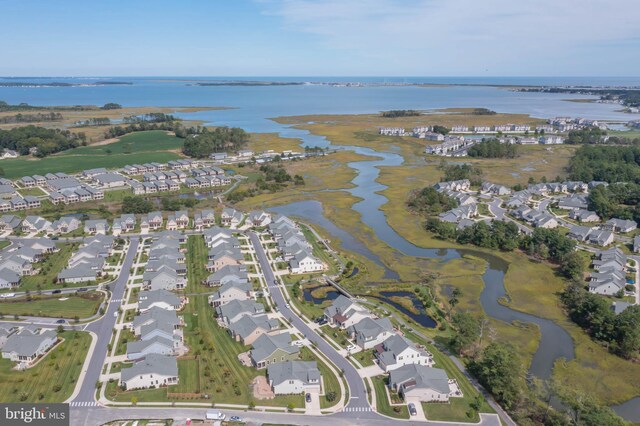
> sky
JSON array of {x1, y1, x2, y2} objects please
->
[{"x1": 1, "y1": 0, "x2": 639, "y2": 76}]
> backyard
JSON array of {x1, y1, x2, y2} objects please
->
[{"x1": 0, "y1": 331, "x2": 90, "y2": 402}]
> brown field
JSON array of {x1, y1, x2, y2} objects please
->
[{"x1": 0, "y1": 106, "x2": 226, "y2": 143}]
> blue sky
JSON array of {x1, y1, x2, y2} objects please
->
[{"x1": 1, "y1": 0, "x2": 639, "y2": 76}]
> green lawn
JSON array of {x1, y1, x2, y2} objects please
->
[
  {"x1": 423, "y1": 398, "x2": 480, "y2": 423},
  {"x1": 0, "y1": 131, "x2": 182, "y2": 179},
  {"x1": 371, "y1": 376, "x2": 409, "y2": 419},
  {"x1": 351, "y1": 349, "x2": 375, "y2": 367},
  {"x1": 0, "y1": 331, "x2": 90, "y2": 402},
  {"x1": 65, "y1": 131, "x2": 184, "y2": 156},
  {"x1": 115, "y1": 329, "x2": 135, "y2": 356},
  {"x1": 10, "y1": 243, "x2": 76, "y2": 293},
  {"x1": 17, "y1": 187, "x2": 46, "y2": 197},
  {"x1": 0, "y1": 291, "x2": 103, "y2": 318}
]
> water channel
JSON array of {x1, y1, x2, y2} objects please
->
[{"x1": 264, "y1": 124, "x2": 640, "y2": 420}]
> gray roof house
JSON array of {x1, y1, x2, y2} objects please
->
[
  {"x1": 216, "y1": 299, "x2": 265, "y2": 325},
  {"x1": 347, "y1": 317, "x2": 394, "y2": 350},
  {"x1": 120, "y1": 353, "x2": 179, "y2": 390},
  {"x1": 323, "y1": 295, "x2": 370, "y2": 329},
  {"x1": 1, "y1": 328, "x2": 58, "y2": 364},
  {"x1": 374, "y1": 334, "x2": 434, "y2": 372},
  {"x1": 206, "y1": 265, "x2": 248, "y2": 286},
  {"x1": 0, "y1": 268, "x2": 20, "y2": 289},
  {"x1": 138, "y1": 289, "x2": 182, "y2": 312},
  {"x1": 126, "y1": 336, "x2": 175, "y2": 361},
  {"x1": 208, "y1": 281, "x2": 252, "y2": 307},
  {"x1": 250, "y1": 333, "x2": 299, "y2": 369},
  {"x1": 267, "y1": 361, "x2": 321, "y2": 395},
  {"x1": 603, "y1": 218, "x2": 637, "y2": 234},
  {"x1": 388, "y1": 364, "x2": 453, "y2": 402},
  {"x1": 228, "y1": 314, "x2": 280, "y2": 345}
]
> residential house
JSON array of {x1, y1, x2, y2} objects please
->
[
  {"x1": 228, "y1": 314, "x2": 279, "y2": 345},
  {"x1": 84, "y1": 219, "x2": 109, "y2": 235},
  {"x1": 120, "y1": 353, "x2": 178, "y2": 390},
  {"x1": 208, "y1": 281, "x2": 252, "y2": 307},
  {"x1": 138, "y1": 289, "x2": 183, "y2": 312},
  {"x1": 388, "y1": 364, "x2": 453, "y2": 402},
  {"x1": 216, "y1": 300, "x2": 265, "y2": 325},
  {"x1": 603, "y1": 218, "x2": 638, "y2": 234},
  {"x1": 375, "y1": 334, "x2": 434, "y2": 372},
  {"x1": 347, "y1": 317, "x2": 395, "y2": 350},
  {"x1": 267, "y1": 361, "x2": 321, "y2": 395},
  {"x1": 324, "y1": 295, "x2": 370, "y2": 329},
  {"x1": 1, "y1": 328, "x2": 57, "y2": 365},
  {"x1": 250, "y1": 333, "x2": 299, "y2": 369},
  {"x1": 221, "y1": 208, "x2": 244, "y2": 228}
]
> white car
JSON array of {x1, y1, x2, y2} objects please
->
[
  {"x1": 346, "y1": 344, "x2": 357, "y2": 352},
  {"x1": 292, "y1": 340, "x2": 305, "y2": 347}
]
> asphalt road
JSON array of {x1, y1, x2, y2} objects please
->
[
  {"x1": 248, "y1": 232, "x2": 375, "y2": 418},
  {"x1": 70, "y1": 239, "x2": 139, "y2": 404},
  {"x1": 70, "y1": 406, "x2": 502, "y2": 426}
]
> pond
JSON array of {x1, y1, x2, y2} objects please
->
[
  {"x1": 302, "y1": 286, "x2": 340, "y2": 304},
  {"x1": 372, "y1": 290, "x2": 437, "y2": 329}
]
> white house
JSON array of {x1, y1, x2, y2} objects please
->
[{"x1": 120, "y1": 353, "x2": 178, "y2": 390}]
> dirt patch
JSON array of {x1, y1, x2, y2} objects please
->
[
  {"x1": 252, "y1": 376, "x2": 275, "y2": 400},
  {"x1": 238, "y1": 351, "x2": 252, "y2": 367}
]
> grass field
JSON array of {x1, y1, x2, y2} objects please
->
[
  {"x1": 0, "y1": 331, "x2": 90, "y2": 402},
  {"x1": 0, "y1": 291, "x2": 103, "y2": 318},
  {"x1": 0, "y1": 131, "x2": 183, "y2": 179},
  {"x1": 11, "y1": 243, "x2": 75, "y2": 293}
]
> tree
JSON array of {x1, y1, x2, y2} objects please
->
[
  {"x1": 121, "y1": 196, "x2": 153, "y2": 214},
  {"x1": 560, "y1": 251, "x2": 587, "y2": 279},
  {"x1": 469, "y1": 343, "x2": 523, "y2": 410},
  {"x1": 102, "y1": 103, "x2": 122, "y2": 110},
  {"x1": 450, "y1": 311, "x2": 480, "y2": 354}
]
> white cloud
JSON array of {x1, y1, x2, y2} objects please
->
[{"x1": 257, "y1": 0, "x2": 640, "y2": 74}]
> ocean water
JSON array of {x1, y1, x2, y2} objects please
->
[{"x1": 0, "y1": 77, "x2": 637, "y2": 132}]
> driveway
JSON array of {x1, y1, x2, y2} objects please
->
[
  {"x1": 305, "y1": 388, "x2": 322, "y2": 415},
  {"x1": 357, "y1": 364, "x2": 385, "y2": 378},
  {"x1": 406, "y1": 396, "x2": 427, "y2": 421}
]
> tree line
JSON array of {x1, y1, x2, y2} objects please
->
[
  {"x1": 565, "y1": 128, "x2": 607, "y2": 144},
  {"x1": 381, "y1": 110, "x2": 421, "y2": 118},
  {"x1": 182, "y1": 127, "x2": 248, "y2": 158},
  {"x1": 467, "y1": 138, "x2": 519, "y2": 158},
  {"x1": 587, "y1": 183, "x2": 640, "y2": 223},
  {"x1": 122, "y1": 113, "x2": 176, "y2": 124},
  {"x1": 407, "y1": 187, "x2": 459, "y2": 215},
  {"x1": 73, "y1": 117, "x2": 111, "y2": 127},
  {"x1": 562, "y1": 282, "x2": 640, "y2": 359},
  {"x1": 425, "y1": 221, "x2": 585, "y2": 279},
  {"x1": 0, "y1": 125, "x2": 85, "y2": 157},
  {"x1": 569, "y1": 145, "x2": 640, "y2": 183},
  {"x1": 0, "y1": 112, "x2": 63, "y2": 124}
]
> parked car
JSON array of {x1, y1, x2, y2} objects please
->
[
  {"x1": 56, "y1": 319, "x2": 66, "y2": 324},
  {"x1": 229, "y1": 416, "x2": 242, "y2": 422},
  {"x1": 346, "y1": 344, "x2": 357, "y2": 352},
  {"x1": 77, "y1": 288, "x2": 87, "y2": 292},
  {"x1": 305, "y1": 393, "x2": 312, "y2": 403},
  {"x1": 52, "y1": 289, "x2": 62, "y2": 294},
  {"x1": 292, "y1": 340, "x2": 304, "y2": 347},
  {"x1": 408, "y1": 403, "x2": 417, "y2": 416}
]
